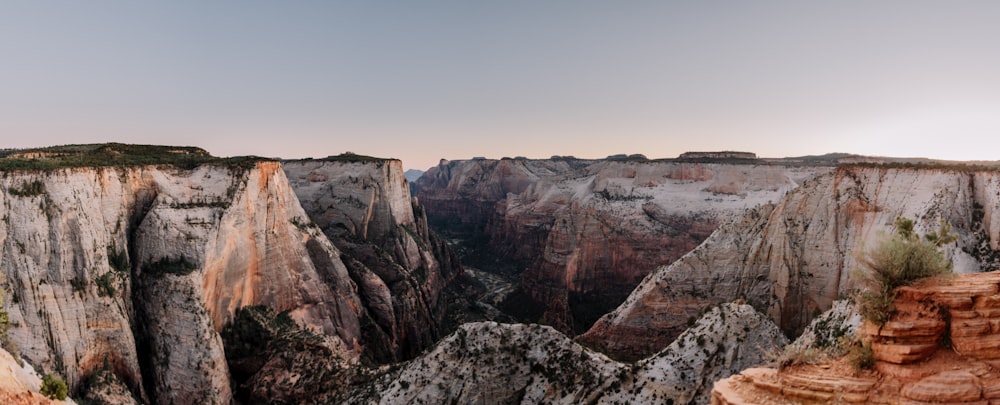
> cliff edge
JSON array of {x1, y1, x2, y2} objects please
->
[{"x1": 713, "y1": 271, "x2": 1000, "y2": 404}]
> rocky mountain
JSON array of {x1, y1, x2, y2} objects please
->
[
  {"x1": 283, "y1": 156, "x2": 462, "y2": 362},
  {"x1": 581, "y1": 164, "x2": 1000, "y2": 360},
  {"x1": 714, "y1": 271, "x2": 1000, "y2": 404},
  {"x1": 0, "y1": 145, "x2": 462, "y2": 403},
  {"x1": 0, "y1": 156, "x2": 362, "y2": 403},
  {"x1": 353, "y1": 302, "x2": 785, "y2": 404},
  {"x1": 416, "y1": 156, "x2": 830, "y2": 334}
]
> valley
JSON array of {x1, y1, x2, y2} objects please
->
[{"x1": 1, "y1": 144, "x2": 999, "y2": 404}]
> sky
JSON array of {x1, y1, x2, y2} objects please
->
[{"x1": 2, "y1": 2, "x2": 1000, "y2": 170}]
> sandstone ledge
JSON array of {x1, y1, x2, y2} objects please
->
[{"x1": 714, "y1": 271, "x2": 1000, "y2": 404}]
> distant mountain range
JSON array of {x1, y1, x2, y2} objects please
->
[{"x1": 404, "y1": 169, "x2": 424, "y2": 182}]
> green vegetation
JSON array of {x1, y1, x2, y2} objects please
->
[
  {"x1": 221, "y1": 305, "x2": 358, "y2": 402},
  {"x1": 773, "y1": 344, "x2": 825, "y2": 370},
  {"x1": 400, "y1": 225, "x2": 428, "y2": 250},
  {"x1": 0, "y1": 143, "x2": 272, "y2": 172},
  {"x1": 853, "y1": 217, "x2": 956, "y2": 325},
  {"x1": 0, "y1": 293, "x2": 9, "y2": 342},
  {"x1": 41, "y1": 373, "x2": 68, "y2": 400},
  {"x1": 144, "y1": 256, "x2": 197, "y2": 277},
  {"x1": 222, "y1": 306, "x2": 322, "y2": 364},
  {"x1": 8, "y1": 180, "x2": 45, "y2": 197},
  {"x1": 107, "y1": 245, "x2": 130, "y2": 273},
  {"x1": 95, "y1": 272, "x2": 117, "y2": 297},
  {"x1": 848, "y1": 161, "x2": 1000, "y2": 173},
  {"x1": 847, "y1": 341, "x2": 874, "y2": 371},
  {"x1": 70, "y1": 276, "x2": 87, "y2": 294},
  {"x1": 316, "y1": 152, "x2": 395, "y2": 164}
]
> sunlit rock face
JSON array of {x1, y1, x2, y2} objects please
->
[
  {"x1": 582, "y1": 165, "x2": 1000, "y2": 360},
  {"x1": 0, "y1": 162, "x2": 364, "y2": 403},
  {"x1": 284, "y1": 159, "x2": 462, "y2": 362},
  {"x1": 417, "y1": 157, "x2": 826, "y2": 334}
]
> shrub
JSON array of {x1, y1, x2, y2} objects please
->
[
  {"x1": 144, "y1": 256, "x2": 197, "y2": 277},
  {"x1": 853, "y1": 217, "x2": 955, "y2": 325},
  {"x1": 40, "y1": 373, "x2": 68, "y2": 400},
  {"x1": 107, "y1": 245, "x2": 130, "y2": 273},
  {"x1": 95, "y1": 272, "x2": 117, "y2": 297},
  {"x1": 772, "y1": 345, "x2": 824, "y2": 370},
  {"x1": 847, "y1": 342, "x2": 874, "y2": 371},
  {"x1": 8, "y1": 180, "x2": 45, "y2": 197},
  {"x1": 0, "y1": 295, "x2": 8, "y2": 341}
]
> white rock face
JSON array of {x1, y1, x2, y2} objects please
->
[
  {"x1": 609, "y1": 303, "x2": 787, "y2": 405},
  {"x1": 284, "y1": 159, "x2": 463, "y2": 361},
  {"x1": 284, "y1": 160, "x2": 415, "y2": 241},
  {"x1": 0, "y1": 162, "x2": 364, "y2": 403},
  {"x1": 583, "y1": 165, "x2": 1000, "y2": 359},
  {"x1": 787, "y1": 299, "x2": 860, "y2": 352},
  {"x1": 355, "y1": 303, "x2": 783, "y2": 405}
]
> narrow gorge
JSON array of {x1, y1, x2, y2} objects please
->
[{"x1": 415, "y1": 156, "x2": 831, "y2": 334}]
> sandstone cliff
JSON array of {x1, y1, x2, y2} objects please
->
[
  {"x1": 418, "y1": 157, "x2": 827, "y2": 334},
  {"x1": 284, "y1": 157, "x2": 462, "y2": 362},
  {"x1": 713, "y1": 271, "x2": 1000, "y2": 404},
  {"x1": 582, "y1": 165, "x2": 1000, "y2": 360},
  {"x1": 0, "y1": 148, "x2": 365, "y2": 403},
  {"x1": 353, "y1": 303, "x2": 784, "y2": 404}
]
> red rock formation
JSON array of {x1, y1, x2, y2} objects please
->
[{"x1": 713, "y1": 271, "x2": 1000, "y2": 404}]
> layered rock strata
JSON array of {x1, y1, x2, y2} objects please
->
[
  {"x1": 284, "y1": 158, "x2": 462, "y2": 362},
  {"x1": 713, "y1": 271, "x2": 1000, "y2": 404},
  {"x1": 418, "y1": 157, "x2": 826, "y2": 334},
  {"x1": 583, "y1": 165, "x2": 1000, "y2": 360},
  {"x1": 0, "y1": 161, "x2": 363, "y2": 403}
]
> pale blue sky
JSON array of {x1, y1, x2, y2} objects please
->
[{"x1": 2, "y1": 1, "x2": 1000, "y2": 169}]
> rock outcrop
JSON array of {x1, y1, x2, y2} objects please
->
[
  {"x1": 417, "y1": 157, "x2": 827, "y2": 334},
  {"x1": 0, "y1": 347, "x2": 70, "y2": 404},
  {"x1": 582, "y1": 165, "x2": 1000, "y2": 360},
  {"x1": 0, "y1": 146, "x2": 366, "y2": 403},
  {"x1": 284, "y1": 158, "x2": 462, "y2": 362},
  {"x1": 353, "y1": 303, "x2": 784, "y2": 404},
  {"x1": 713, "y1": 271, "x2": 1000, "y2": 404},
  {"x1": 679, "y1": 151, "x2": 758, "y2": 160}
]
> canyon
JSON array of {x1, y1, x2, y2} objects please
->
[
  {"x1": 4, "y1": 144, "x2": 1000, "y2": 404},
  {"x1": 416, "y1": 156, "x2": 831, "y2": 334}
]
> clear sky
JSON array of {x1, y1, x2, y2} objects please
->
[{"x1": 2, "y1": 1, "x2": 1000, "y2": 170}]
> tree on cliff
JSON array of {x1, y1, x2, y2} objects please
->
[{"x1": 854, "y1": 217, "x2": 956, "y2": 325}]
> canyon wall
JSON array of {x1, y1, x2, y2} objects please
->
[
  {"x1": 0, "y1": 161, "x2": 362, "y2": 403},
  {"x1": 581, "y1": 165, "x2": 1000, "y2": 360},
  {"x1": 284, "y1": 158, "x2": 462, "y2": 362},
  {"x1": 417, "y1": 157, "x2": 827, "y2": 333},
  {"x1": 0, "y1": 146, "x2": 467, "y2": 403},
  {"x1": 0, "y1": 162, "x2": 371, "y2": 403}
]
